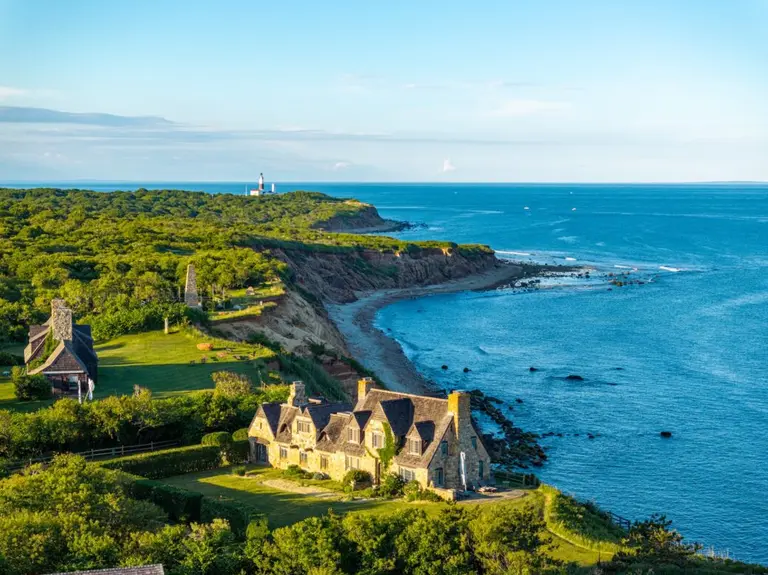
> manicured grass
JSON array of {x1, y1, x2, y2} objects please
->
[
  {"x1": 162, "y1": 466, "x2": 605, "y2": 566},
  {"x1": 94, "y1": 329, "x2": 276, "y2": 398},
  {"x1": 164, "y1": 466, "x2": 424, "y2": 528},
  {"x1": 0, "y1": 329, "x2": 277, "y2": 411}
]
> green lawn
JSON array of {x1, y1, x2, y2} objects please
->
[
  {"x1": 0, "y1": 329, "x2": 277, "y2": 411},
  {"x1": 94, "y1": 329, "x2": 276, "y2": 398},
  {"x1": 163, "y1": 466, "x2": 603, "y2": 566}
]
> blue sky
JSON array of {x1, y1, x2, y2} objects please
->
[{"x1": 1, "y1": 0, "x2": 767, "y2": 182}]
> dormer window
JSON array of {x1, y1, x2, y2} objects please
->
[
  {"x1": 407, "y1": 438, "x2": 421, "y2": 455},
  {"x1": 348, "y1": 428, "x2": 360, "y2": 443},
  {"x1": 297, "y1": 421, "x2": 311, "y2": 433}
]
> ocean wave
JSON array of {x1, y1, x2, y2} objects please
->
[
  {"x1": 557, "y1": 236, "x2": 578, "y2": 244},
  {"x1": 659, "y1": 266, "x2": 683, "y2": 272},
  {"x1": 496, "y1": 250, "x2": 532, "y2": 256},
  {"x1": 565, "y1": 257, "x2": 577, "y2": 261}
]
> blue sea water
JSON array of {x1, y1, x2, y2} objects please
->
[{"x1": 6, "y1": 181, "x2": 768, "y2": 563}]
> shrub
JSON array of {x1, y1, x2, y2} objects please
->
[
  {"x1": 232, "y1": 465, "x2": 247, "y2": 477},
  {"x1": 201, "y1": 431, "x2": 233, "y2": 448},
  {"x1": 212, "y1": 371, "x2": 253, "y2": 397},
  {"x1": 232, "y1": 428, "x2": 249, "y2": 441},
  {"x1": 132, "y1": 478, "x2": 203, "y2": 522},
  {"x1": 312, "y1": 472, "x2": 329, "y2": 481},
  {"x1": 284, "y1": 464, "x2": 311, "y2": 480},
  {"x1": 11, "y1": 367, "x2": 51, "y2": 401},
  {"x1": 343, "y1": 469, "x2": 372, "y2": 488},
  {"x1": 227, "y1": 440, "x2": 250, "y2": 464},
  {"x1": 403, "y1": 480, "x2": 443, "y2": 502},
  {"x1": 99, "y1": 445, "x2": 222, "y2": 479},
  {"x1": 200, "y1": 498, "x2": 252, "y2": 537},
  {"x1": 377, "y1": 472, "x2": 406, "y2": 498}
]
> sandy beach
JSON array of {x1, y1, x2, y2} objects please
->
[{"x1": 326, "y1": 262, "x2": 534, "y2": 394}]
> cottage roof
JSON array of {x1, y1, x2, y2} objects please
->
[
  {"x1": 25, "y1": 318, "x2": 98, "y2": 380},
  {"x1": 303, "y1": 401, "x2": 352, "y2": 433},
  {"x1": 256, "y1": 403, "x2": 283, "y2": 436}
]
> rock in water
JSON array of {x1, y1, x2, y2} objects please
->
[
  {"x1": 660, "y1": 431, "x2": 673, "y2": 438},
  {"x1": 463, "y1": 367, "x2": 471, "y2": 373},
  {"x1": 565, "y1": 374, "x2": 584, "y2": 381},
  {"x1": 441, "y1": 365, "x2": 448, "y2": 370}
]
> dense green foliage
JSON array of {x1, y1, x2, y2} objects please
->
[
  {"x1": 232, "y1": 427, "x2": 250, "y2": 441},
  {"x1": 201, "y1": 431, "x2": 234, "y2": 448},
  {"x1": 130, "y1": 476, "x2": 205, "y2": 522},
  {"x1": 0, "y1": 385, "x2": 288, "y2": 460},
  {"x1": 212, "y1": 370, "x2": 254, "y2": 396},
  {"x1": 0, "y1": 188, "x2": 491, "y2": 343},
  {"x1": 99, "y1": 445, "x2": 223, "y2": 479},
  {"x1": 540, "y1": 485, "x2": 625, "y2": 553},
  {"x1": 10, "y1": 366, "x2": 51, "y2": 401}
]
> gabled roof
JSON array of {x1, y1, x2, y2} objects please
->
[
  {"x1": 375, "y1": 398, "x2": 414, "y2": 436},
  {"x1": 28, "y1": 341, "x2": 90, "y2": 376},
  {"x1": 303, "y1": 402, "x2": 352, "y2": 433},
  {"x1": 350, "y1": 410, "x2": 371, "y2": 429},
  {"x1": 255, "y1": 403, "x2": 283, "y2": 436}
]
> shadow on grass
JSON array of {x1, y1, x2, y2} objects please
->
[{"x1": 163, "y1": 467, "x2": 410, "y2": 529}]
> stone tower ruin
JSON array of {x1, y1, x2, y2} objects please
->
[{"x1": 184, "y1": 264, "x2": 202, "y2": 308}]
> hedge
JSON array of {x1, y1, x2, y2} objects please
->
[
  {"x1": 99, "y1": 445, "x2": 222, "y2": 479},
  {"x1": 201, "y1": 431, "x2": 233, "y2": 448},
  {"x1": 232, "y1": 428, "x2": 249, "y2": 441},
  {"x1": 133, "y1": 478, "x2": 203, "y2": 522},
  {"x1": 200, "y1": 497, "x2": 253, "y2": 537},
  {"x1": 227, "y1": 440, "x2": 250, "y2": 464}
]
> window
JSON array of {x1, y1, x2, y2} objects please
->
[
  {"x1": 299, "y1": 451, "x2": 308, "y2": 465},
  {"x1": 297, "y1": 420, "x2": 311, "y2": 433},
  {"x1": 347, "y1": 428, "x2": 360, "y2": 443},
  {"x1": 320, "y1": 455, "x2": 329, "y2": 470},
  {"x1": 257, "y1": 421, "x2": 263, "y2": 430},
  {"x1": 372, "y1": 432, "x2": 384, "y2": 449},
  {"x1": 345, "y1": 455, "x2": 360, "y2": 470},
  {"x1": 478, "y1": 460, "x2": 484, "y2": 480},
  {"x1": 399, "y1": 468, "x2": 416, "y2": 482},
  {"x1": 407, "y1": 438, "x2": 421, "y2": 455},
  {"x1": 471, "y1": 436, "x2": 477, "y2": 450},
  {"x1": 434, "y1": 467, "x2": 444, "y2": 487},
  {"x1": 279, "y1": 447, "x2": 288, "y2": 460},
  {"x1": 440, "y1": 441, "x2": 448, "y2": 456}
]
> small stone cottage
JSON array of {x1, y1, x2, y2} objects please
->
[
  {"x1": 24, "y1": 299, "x2": 98, "y2": 396},
  {"x1": 248, "y1": 378, "x2": 492, "y2": 496}
]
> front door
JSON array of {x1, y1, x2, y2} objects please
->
[
  {"x1": 375, "y1": 460, "x2": 381, "y2": 484},
  {"x1": 255, "y1": 443, "x2": 268, "y2": 463}
]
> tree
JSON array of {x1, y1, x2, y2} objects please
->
[
  {"x1": 470, "y1": 504, "x2": 559, "y2": 575},
  {"x1": 11, "y1": 366, "x2": 51, "y2": 401},
  {"x1": 212, "y1": 371, "x2": 253, "y2": 397},
  {"x1": 613, "y1": 514, "x2": 701, "y2": 568}
]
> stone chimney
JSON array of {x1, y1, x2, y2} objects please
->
[
  {"x1": 287, "y1": 381, "x2": 306, "y2": 407},
  {"x1": 357, "y1": 377, "x2": 375, "y2": 403},
  {"x1": 50, "y1": 299, "x2": 73, "y2": 342},
  {"x1": 448, "y1": 391, "x2": 471, "y2": 439}
]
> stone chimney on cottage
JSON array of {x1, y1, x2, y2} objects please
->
[
  {"x1": 184, "y1": 263, "x2": 202, "y2": 308},
  {"x1": 357, "y1": 377, "x2": 375, "y2": 403},
  {"x1": 50, "y1": 299, "x2": 73, "y2": 342},
  {"x1": 287, "y1": 381, "x2": 307, "y2": 407},
  {"x1": 448, "y1": 391, "x2": 472, "y2": 439}
]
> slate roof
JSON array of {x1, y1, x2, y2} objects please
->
[
  {"x1": 255, "y1": 387, "x2": 479, "y2": 470},
  {"x1": 25, "y1": 320, "x2": 97, "y2": 380},
  {"x1": 48, "y1": 565, "x2": 165, "y2": 575}
]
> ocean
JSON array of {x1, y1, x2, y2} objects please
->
[{"x1": 6, "y1": 181, "x2": 768, "y2": 563}]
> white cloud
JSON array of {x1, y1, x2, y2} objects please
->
[
  {"x1": 333, "y1": 161, "x2": 351, "y2": 170},
  {"x1": 0, "y1": 86, "x2": 25, "y2": 101},
  {"x1": 442, "y1": 159, "x2": 457, "y2": 172},
  {"x1": 490, "y1": 99, "x2": 571, "y2": 117}
]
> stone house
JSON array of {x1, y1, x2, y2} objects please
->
[
  {"x1": 24, "y1": 299, "x2": 98, "y2": 396},
  {"x1": 248, "y1": 378, "x2": 492, "y2": 495}
]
